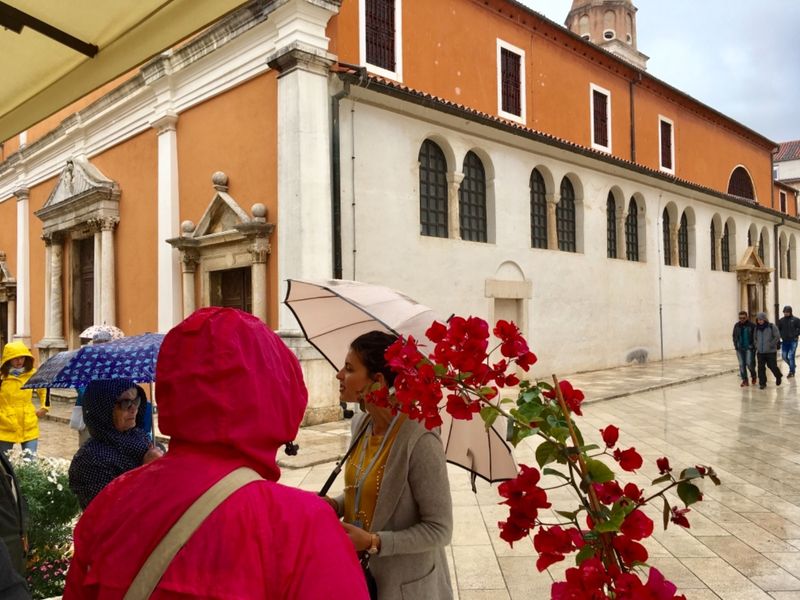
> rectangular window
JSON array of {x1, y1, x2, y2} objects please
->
[
  {"x1": 496, "y1": 39, "x2": 526, "y2": 124},
  {"x1": 590, "y1": 84, "x2": 611, "y2": 152},
  {"x1": 360, "y1": 0, "x2": 402, "y2": 80},
  {"x1": 780, "y1": 191, "x2": 787, "y2": 213},
  {"x1": 659, "y1": 116, "x2": 674, "y2": 173}
]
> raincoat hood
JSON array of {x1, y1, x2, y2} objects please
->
[
  {"x1": 82, "y1": 379, "x2": 148, "y2": 443},
  {"x1": 156, "y1": 307, "x2": 308, "y2": 480},
  {"x1": 1, "y1": 342, "x2": 33, "y2": 368}
]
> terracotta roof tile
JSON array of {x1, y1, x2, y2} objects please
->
[{"x1": 776, "y1": 141, "x2": 800, "y2": 162}]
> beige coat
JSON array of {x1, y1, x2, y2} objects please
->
[{"x1": 337, "y1": 413, "x2": 454, "y2": 600}]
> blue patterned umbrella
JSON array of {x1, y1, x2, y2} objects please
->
[
  {"x1": 23, "y1": 349, "x2": 81, "y2": 389},
  {"x1": 24, "y1": 333, "x2": 165, "y2": 389}
]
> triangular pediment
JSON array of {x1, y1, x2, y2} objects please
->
[
  {"x1": 43, "y1": 157, "x2": 118, "y2": 209},
  {"x1": 736, "y1": 246, "x2": 770, "y2": 272},
  {"x1": 192, "y1": 191, "x2": 251, "y2": 238}
]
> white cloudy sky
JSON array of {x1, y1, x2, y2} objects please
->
[{"x1": 518, "y1": 0, "x2": 800, "y2": 143}]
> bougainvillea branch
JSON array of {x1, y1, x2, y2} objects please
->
[{"x1": 381, "y1": 317, "x2": 721, "y2": 599}]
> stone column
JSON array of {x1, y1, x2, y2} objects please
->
[
  {"x1": 93, "y1": 227, "x2": 102, "y2": 323},
  {"x1": 152, "y1": 112, "x2": 182, "y2": 332},
  {"x1": 50, "y1": 235, "x2": 64, "y2": 341},
  {"x1": 6, "y1": 288, "x2": 15, "y2": 342},
  {"x1": 669, "y1": 223, "x2": 680, "y2": 266},
  {"x1": 42, "y1": 236, "x2": 52, "y2": 338},
  {"x1": 100, "y1": 217, "x2": 118, "y2": 325},
  {"x1": 447, "y1": 172, "x2": 464, "y2": 239},
  {"x1": 616, "y1": 213, "x2": 627, "y2": 259},
  {"x1": 13, "y1": 188, "x2": 30, "y2": 343},
  {"x1": 546, "y1": 193, "x2": 558, "y2": 250},
  {"x1": 180, "y1": 250, "x2": 199, "y2": 319},
  {"x1": 236, "y1": 204, "x2": 275, "y2": 324}
]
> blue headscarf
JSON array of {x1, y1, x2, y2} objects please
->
[{"x1": 68, "y1": 379, "x2": 151, "y2": 509}]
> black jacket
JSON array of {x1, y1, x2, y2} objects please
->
[
  {"x1": 732, "y1": 320, "x2": 755, "y2": 351},
  {"x1": 0, "y1": 452, "x2": 26, "y2": 577},
  {"x1": 778, "y1": 315, "x2": 800, "y2": 342}
]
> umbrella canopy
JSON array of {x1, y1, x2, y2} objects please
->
[
  {"x1": 286, "y1": 278, "x2": 517, "y2": 486},
  {"x1": 23, "y1": 333, "x2": 164, "y2": 389},
  {"x1": 284, "y1": 279, "x2": 439, "y2": 371},
  {"x1": 23, "y1": 348, "x2": 81, "y2": 389},
  {"x1": 79, "y1": 324, "x2": 124, "y2": 341}
]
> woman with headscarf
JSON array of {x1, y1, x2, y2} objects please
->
[
  {"x1": 68, "y1": 379, "x2": 162, "y2": 509},
  {"x1": 64, "y1": 307, "x2": 368, "y2": 599}
]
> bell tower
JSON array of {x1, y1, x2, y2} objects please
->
[{"x1": 565, "y1": 0, "x2": 649, "y2": 70}]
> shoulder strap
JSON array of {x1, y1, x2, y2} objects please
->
[{"x1": 123, "y1": 467, "x2": 261, "y2": 600}]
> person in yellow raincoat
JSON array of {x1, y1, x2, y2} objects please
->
[{"x1": 0, "y1": 342, "x2": 48, "y2": 455}]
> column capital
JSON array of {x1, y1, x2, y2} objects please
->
[
  {"x1": 13, "y1": 187, "x2": 29, "y2": 202},
  {"x1": 546, "y1": 193, "x2": 558, "y2": 205},
  {"x1": 181, "y1": 250, "x2": 200, "y2": 273},
  {"x1": 90, "y1": 216, "x2": 120, "y2": 232},
  {"x1": 41, "y1": 231, "x2": 65, "y2": 246},
  {"x1": 447, "y1": 171, "x2": 465, "y2": 186},
  {"x1": 151, "y1": 112, "x2": 178, "y2": 134},
  {"x1": 267, "y1": 46, "x2": 334, "y2": 77}
]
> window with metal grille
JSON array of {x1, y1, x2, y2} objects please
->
[
  {"x1": 591, "y1": 87, "x2": 609, "y2": 149},
  {"x1": 365, "y1": 0, "x2": 396, "y2": 72},
  {"x1": 557, "y1": 178, "x2": 577, "y2": 252},
  {"x1": 662, "y1": 209, "x2": 671, "y2": 266},
  {"x1": 607, "y1": 193, "x2": 617, "y2": 258},
  {"x1": 748, "y1": 229, "x2": 753, "y2": 247},
  {"x1": 678, "y1": 212, "x2": 689, "y2": 267},
  {"x1": 530, "y1": 169, "x2": 547, "y2": 249},
  {"x1": 728, "y1": 166, "x2": 755, "y2": 200},
  {"x1": 788, "y1": 246, "x2": 793, "y2": 279},
  {"x1": 781, "y1": 191, "x2": 787, "y2": 213},
  {"x1": 660, "y1": 118, "x2": 673, "y2": 171},
  {"x1": 418, "y1": 140, "x2": 448, "y2": 238},
  {"x1": 710, "y1": 221, "x2": 717, "y2": 270},
  {"x1": 500, "y1": 48, "x2": 521, "y2": 117},
  {"x1": 625, "y1": 198, "x2": 639, "y2": 261},
  {"x1": 459, "y1": 151, "x2": 487, "y2": 242},
  {"x1": 758, "y1": 233, "x2": 765, "y2": 261},
  {"x1": 721, "y1": 224, "x2": 730, "y2": 272}
]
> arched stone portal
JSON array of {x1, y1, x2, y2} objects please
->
[{"x1": 735, "y1": 246, "x2": 772, "y2": 317}]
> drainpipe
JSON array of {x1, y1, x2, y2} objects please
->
[
  {"x1": 330, "y1": 81, "x2": 350, "y2": 279},
  {"x1": 775, "y1": 218, "x2": 784, "y2": 322},
  {"x1": 656, "y1": 193, "x2": 664, "y2": 361}
]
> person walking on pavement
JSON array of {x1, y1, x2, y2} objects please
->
[
  {"x1": 733, "y1": 311, "x2": 757, "y2": 387},
  {"x1": 778, "y1": 305, "x2": 800, "y2": 378},
  {"x1": 755, "y1": 312, "x2": 782, "y2": 389}
]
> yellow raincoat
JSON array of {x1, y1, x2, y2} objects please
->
[{"x1": 0, "y1": 342, "x2": 48, "y2": 443}]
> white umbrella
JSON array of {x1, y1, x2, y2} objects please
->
[{"x1": 285, "y1": 278, "x2": 517, "y2": 487}]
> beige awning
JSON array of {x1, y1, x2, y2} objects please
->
[{"x1": 0, "y1": 0, "x2": 249, "y2": 142}]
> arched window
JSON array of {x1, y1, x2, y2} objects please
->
[
  {"x1": 662, "y1": 209, "x2": 671, "y2": 266},
  {"x1": 758, "y1": 232, "x2": 765, "y2": 262},
  {"x1": 607, "y1": 193, "x2": 617, "y2": 258},
  {"x1": 530, "y1": 169, "x2": 547, "y2": 249},
  {"x1": 721, "y1": 223, "x2": 730, "y2": 272},
  {"x1": 578, "y1": 14, "x2": 589, "y2": 36},
  {"x1": 418, "y1": 140, "x2": 448, "y2": 238},
  {"x1": 710, "y1": 221, "x2": 717, "y2": 271},
  {"x1": 557, "y1": 178, "x2": 576, "y2": 252},
  {"x1": 678, "y1": 212, "x2": 689, "y2": 267},
  {"x1": 728, "y1": 167, "x2": 755, "y2": 200},
  {"x1": 458, "y1": 151, "x2": 487, "y2": 242},
  {"x1": 625, "y1": 198, "x2": 638, "y2": 261}
]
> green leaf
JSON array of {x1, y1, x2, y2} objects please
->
[
  {"x1": 677, "y1": 482, "x2": 703, "y2": 507},
  {"x1": 679, "y1": 467, "x2": 701, "y2": 481},
  {"x1": 580, "y1": 444, "x2": 600, "y2": 453},
  {"x1": 550, "y1": 427, "x2": 571, "y2": 444},
  {"x1": 538, "y1": 381, "x2": 553, "y2": 392},
  {"x1": 543, "y1": 467, "x2": 569, "y2": 480},
  {"x1": 585, "y1": 458, "x2": 615, "y2": 484},
  {"x1": 536, "y1": 441, "x2": 561, "y2": 468},
  {"x1": 662, "y1": 497, "x2": 670, "y2": 530},
  {"x1": 556, "y1": 509, "x2": 579, "y2": 520},
  {"x1": 574, "y1": 545, "x2": 596, "y2": 565},
  {"x1": 509, "y1": 424, "x2": 535, "y2": 447},
  {"x1": 508, "y1": 408, "x2": 530, "y2": 426},
  {"x1": 500, "y1": 397, "x2": 515, "y2": 405},
  {"x1": 651, "y1": 474, "x2": 672, "y2": 486},
  {"x1": 594, "y1": 507, "x2": 625, "y2": 533},
  {"x1": 480, "y1": 406, "x2": 500, "y2": 430},
  {"x1": 520, "y1": 389, "x2": 538, "y2": 403},
  {"x1": 433, "y1": 363, "x2": 448, "y2": 376}
]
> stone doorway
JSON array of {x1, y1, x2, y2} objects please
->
[
  {"x1": 736, "y1": 246, "x2": 772, "y2": 318},
  {"x1": 210, "y1": 267, "x2": 252, "y2": 313}
]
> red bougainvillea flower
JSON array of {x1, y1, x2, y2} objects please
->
[
  {"x1": 425, "y1": 321, "x2": 448, "y2": 343},
  {"x1": 623, "y1": 483, "x2": 643, "y2": 503},
  {"x1": 613, "y1": 447, "x2": 643, "y2": 472},
  {"x1": 363, "y1": 385, "x2": 390, "y2": 408},
  {"x1": 497, "y1": 465, "x2": 551, "y2": 547},
  {"x1": 600, "y1": 425, "x2": 619, "y2": 448},
  {"x1": 445, "y1": 393, "x2": 481, "y2": 420},
  {"x1": 613, "y1": 534, "x2": 649, "y2": 566},
  {"x1": 543, "y1": 380, "x2": 586, "y2": 415},
  {"x1": 670, "y1": 506, "x2": 691, "y2": 528},
  {"x1": 695, "y1": 465, "x2": 707, "y2": 475},
  {"x1": 593, "y1": 481, "x2": 624, "y2": 505},
  {"x1": 533, "y1": 525, "x2": 584, "y2": 571},
  {"x1": 656, "y1": 457, "x2": 672, "y2": 474},
  {"x1": 615, "y1": 567, "x2": 687, "y2": 600},
  {"x1": 551, "y1": 557, "x2": 610, "y2": 599},
  {"x1": 620, "y1": 509, "x2": 654, "y2": 541},
  {"x1": 516, "y1": 350, "x2": 537, "y2": 371}
]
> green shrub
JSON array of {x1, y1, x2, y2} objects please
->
[{"x1": 9, "y1": 451, "x2": 80, "y2": 599}]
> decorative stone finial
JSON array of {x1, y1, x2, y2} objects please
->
[
  {"x1": 212, "y1": 171, "x2": 229, "y2": 192},
  {"x1": 181, "y1": 220, "x2": 195, "y2": 235},
  {"x1": 251, "y1": 203, "x2": 267, "y2": 221}
]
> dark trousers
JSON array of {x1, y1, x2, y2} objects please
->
[{"x1": 757, "y1": 352, "x2": 782, "y2": 386}]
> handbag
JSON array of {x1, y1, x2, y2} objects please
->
[
  {"x1": 123, "y1": 467, "x2": 261, "y2": 600},
  {"x1": 361, "y1": 554, "x2": 378, "y2": 600},
  {"x1": 68, "y1": 405, "x2": 85, "y2": 432}
]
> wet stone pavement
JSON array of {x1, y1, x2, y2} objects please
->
[{"x1": 43, "y1": 350, "x2": 800, "y2": 598}]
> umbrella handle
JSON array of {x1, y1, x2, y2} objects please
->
[{"x1": 317, "y1": 419, "x2": 371, "y2": 497}]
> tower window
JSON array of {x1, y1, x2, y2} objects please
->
[
  {"x1": 590, "y1": 84, "x2": 611, "y2": 152},
  {"x1": 659, "y1": 116, "x2": 674, "y2": 173},
  {"x1": 497, "y1": 39, "x2": 526, "y2": 124},
  {"x1": 360, "y1": 0, "x2": 403, "y2": 79},
  {"x1": 603, "y1": 30, "x2": 615, "y2": 40}
]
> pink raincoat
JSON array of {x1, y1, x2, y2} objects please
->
[{"x1": 64, "y1": 307, "x2": 368, "y2": 599}]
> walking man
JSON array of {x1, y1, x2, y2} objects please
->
[
  {"x1": 778, "y1": 305, "x2": 800, "y2": 378},
  {"x1": 755, "y1": 311, "x2": 782, "y2": 389},
  {"x1": 732, "y1": 311, "x2": 756, "y2": 387}
]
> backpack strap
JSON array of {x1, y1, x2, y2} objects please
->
[{"x1": 123, "y1": 467, "x2": 261, "y2": 600}]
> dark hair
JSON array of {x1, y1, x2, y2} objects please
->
[
  {"x1": 350, "y1": 331, "x2": 399, "y2": 387},
  {"x1": 0, "y1": 356, "x2": 33, "y2": 378},
  {"x1": 739, "y1": 311, "x2": 748, "y2": 316}
]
